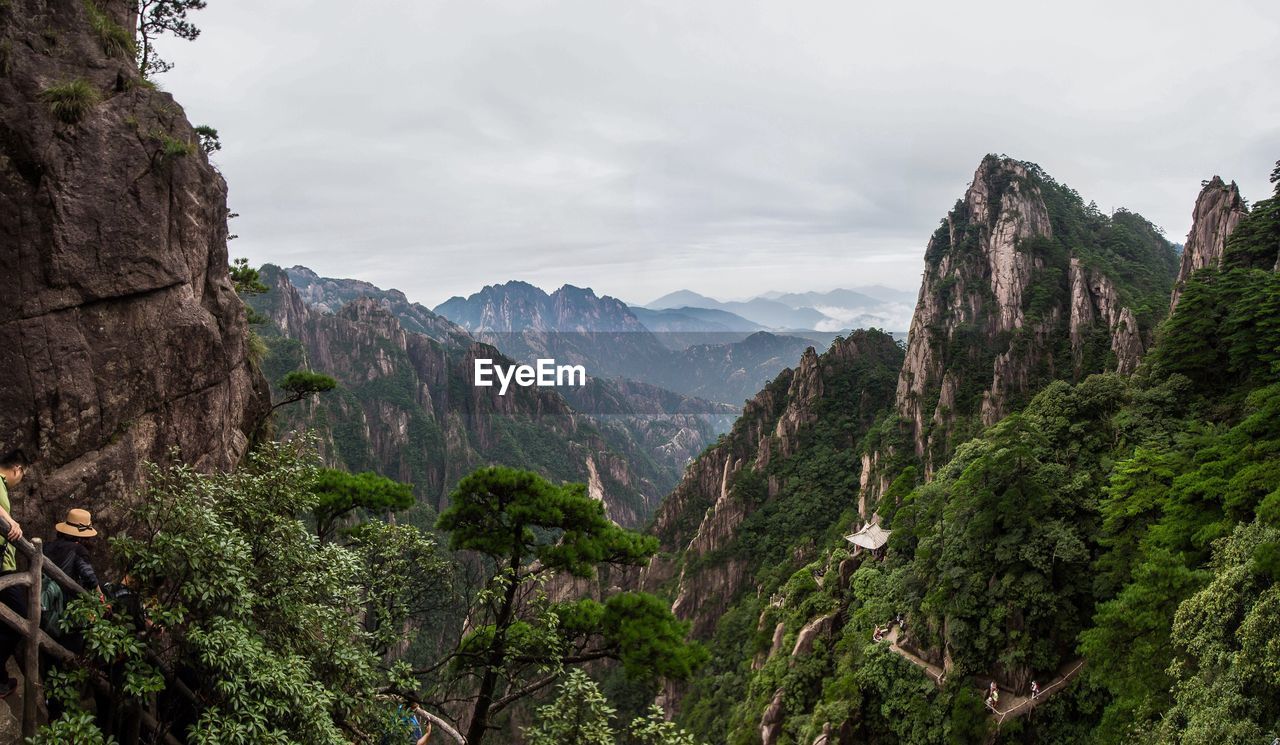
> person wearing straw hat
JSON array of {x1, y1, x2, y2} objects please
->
[
  {"x1": 41, "y1": 509, "x2": 106, "y2": 719},
  {"x1": 45, "y1": 508, "x2": 104, "y2": 599}
]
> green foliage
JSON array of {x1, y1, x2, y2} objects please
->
[
  {"x1": 137, "y1": 0, "x2": 207, "y2": 77},
  {"x1": 230, "y1": 258, "x2": 267, "y2": 296},
  {"x1": 1155, "y1": 520, "x2": 1280, "y2": 742},
  {"x1": 434, "y1": 467, "x2": 704, "y2": 743},
  {"x1": 275, "y1": 370, "x2": 338, "y2": 411},
  {"x1": 726, "y1": 332, "x2": 902, "y2": 569},
  {"x1": 41, "y1": 79, "x2": 99, "y2": 124},
  {"x1": 524, "y1": 671, "x2": 706, "y2": 745},
  {"x1": 195, "y1": 124, "x2": 222, "y2": 155},
  {"x1": 311, "y1": 467, "x2": 414, "y2": 540},
  {"x1": 157, "y1": 132, "x2": 197, "y2": 159},
  {"x1": 1222, "y1": 160, "x2": 1280, "y2": 271},
  {"x1": 599, "y1": 592, "x2": 708, "y2": 681},
  {"x1": 246, "y1": 327, "x2": 268, "y2": 368},
  {"x1": 663, "y1": 156, "x2": 1278, "y2": 743},
  {"x1": 1152, "y1": 268, "x2": 1280, "y2": 392},
  {"x1": 895, "y1": 377, "x2": 1123, "y2": 678},
  {"x1": 524, "y1": 670, "x2": 617, "y2": 745},
  {"x1": 625, "y1": 705, "x2": 703, "y2": 745},
  {"x1": 84, "y1": 0, "x2": 135, "y2": 58},
  {"x1": 345, "y1": 520, "x2": 454, "y2": 654},
  {"x1": 1082, "y1": 382, "x2": 1280, "y2": 737},
  {"x1": 39, "y1": 441, "x2": 446, "y2": 743},
  {"x1": 439, "y1": 466, "x2": 655, "y2": 577}
]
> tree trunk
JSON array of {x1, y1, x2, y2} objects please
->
[{"x1": 464, "y1": 557, "x2": 521, "y2": 745}]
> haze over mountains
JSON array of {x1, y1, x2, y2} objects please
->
[
  {"x1": 431, "y1": 279, "x2": 904, "y2": 407},
  {"x1": 644, "y1": 286, "x2": 917, "y2": 332}
]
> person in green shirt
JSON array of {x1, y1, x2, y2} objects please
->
[
  {"x1": 0, "y1": 448, "x2": 27, "y2": 567},
  {"x1": 0, "y1": 448, "x2": 30, "y2": 698}
]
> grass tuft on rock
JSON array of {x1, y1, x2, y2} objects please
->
[
  {"x1": 41, "y1": 79, "x2": 100, "y2": 124},
  {"x1": 85, "y1": 0, "x2": 136, "y2": 59}
]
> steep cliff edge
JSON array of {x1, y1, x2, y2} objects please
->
[
  {"x1": 658, "y1": 160, "x2": 1280, "y2": 744},
  {"x1": 645, "y1": 330, "x2": 903, "y2": 637},
  {"x1": 0, "y1": 0, "x2": 268, "y2": 535},
  {"x1": 886, "y1": 155, "x2": 1177, "y2": 479},
  {"x1": 1170, "y1": 176, "x2": 1247, "y2": 309}
]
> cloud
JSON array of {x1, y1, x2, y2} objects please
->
[{"x1": 160, "y1": 0, "x2": 1280, "y2": 308}]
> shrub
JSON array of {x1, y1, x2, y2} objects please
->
[
  {"x1": 194, "y1": 124, "x2": 221, "y2": 154},
  {"x1": 84, "y1": 0, "x2": 135, "y2": 58},
  {"x1": 41, "y1": 79, "x2": 99, "y2": 124},
  {"x1": 155, "y1": 132, "x2": 196, "y2": 159}
]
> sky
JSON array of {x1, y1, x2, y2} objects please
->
[{"x1": 158, "y1": 0, "x2": 1280, "y2": 309}]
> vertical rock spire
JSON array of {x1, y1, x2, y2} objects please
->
[{"x1": 1171, "y1": 176, "x2": 1246, "y2": 309}]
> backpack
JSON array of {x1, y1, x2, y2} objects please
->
[{"x1": 40, "y1": 577, "x2": 64, "y2": 635}]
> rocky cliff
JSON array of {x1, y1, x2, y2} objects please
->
[
  {"x1": 0, "y1": 0, "x2": 267, "y2": 536},
  {"x1": 253, "y1": 267, "x2": 728, "y2": 527},
  {"x1": 1170, "y1": 176, "x2": 1247, "y2": 309},
  {"x1": 644, "y1": 330, "x2": 903, "y2": 637},
  {"x1": 887, "y1": 155, "x2": 1177, "y2": 479}
]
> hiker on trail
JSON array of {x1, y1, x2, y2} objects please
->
[
  {"x1": 988, "y1": 681, "x2": 999, "y2": 706},
  {"x1": 0, "y1": 448, "x2": 31, "y2": 699},
  {"x1": 1030, "y1": 680, "x2": 1040, "y2": 699},
  {"x1": 44, "y1": 508, "x2": 107, "y2": 648},
  {"x1": 872, "y1": 625, "x2": 885, "y2": 642},
  {"x1": 45, "y1": 508, "x2": 105, "y2": 600},
  {"x1": 41, "y1": 509, "x2": 107, "y2": 721}
]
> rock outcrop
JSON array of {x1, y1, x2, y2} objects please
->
[
  {"x1": 645, "y1": 331, "x2": 903, "y2": 637},
  {"x1": 0, "y1": 0, "x2": 268, "y2": 536},
  {"x1": 883, "y1": 156, "x2": 1177, "y2": 481},
  {"x1": 759, "y1": 688, "x2": 785, "y2": 745},
  {"x1": 1171, "y1": 176, "x2": 1246, "y2": 309}
]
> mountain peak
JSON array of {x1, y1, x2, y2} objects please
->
[
  {"x1": 885, "y1": 154, "x2": 1177, "y2": 477},
  {"x1": 1171, "y1": 176, "x2": 1247, "y2": 309}
]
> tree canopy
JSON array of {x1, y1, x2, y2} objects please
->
[{"x1": 432, "y1": 466, "x2": 705, "y2": 744}]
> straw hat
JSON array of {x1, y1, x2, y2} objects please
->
[{"x1": 55, "y1": 508, "x2": 98, "y2": 538}]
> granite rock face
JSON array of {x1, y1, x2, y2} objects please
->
[
  {"x1": 883, "y1": 156, "x2": 1173, "y2": 481},
  {"x1": 1170, "y1": 176, "x2": 1246, "y2": 309},
  {"x1": 644, "y1": 331, "x2": 902, "y2": 638},
  {"x1": 0, "y1": 0, "x2": 268, "y2": 536}
]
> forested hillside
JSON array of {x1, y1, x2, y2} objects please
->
[
  {"x1": 652, "y1": 158, "x2": 1280, "y2": 743},
  {"x1": 249, "y1": 265, "x2": 733, "y2": 527},
  {"x1": 6, "y1": 0, "x2": 1274, "y2": 741}
]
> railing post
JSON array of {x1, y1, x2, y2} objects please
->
[{"x1": 23, "y1": 537, "x2": 43, "y2": 738}]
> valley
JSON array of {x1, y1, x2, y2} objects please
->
[{"x1": 1, "y1": 2, "x2": 1276, "y2": 742}]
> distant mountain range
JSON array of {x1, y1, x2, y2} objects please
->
[
  {"x1": 644, "y1": 286, "x2": 915, "y2": 331},
  {"x1": 255, "y1": 267, "x2": 738, "y2": 527},
  {"x1": 432, "y1": 280, "x2": 825, "y2": 405}
]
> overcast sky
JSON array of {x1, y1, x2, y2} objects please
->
[{"x1": 159, "y1": 0, "x2": 1279, "y2": 308}]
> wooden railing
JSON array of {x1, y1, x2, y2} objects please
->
[
  {"x1": 1, "y1": 515, "x2": 465, "y2": 744},
  {"x1": 0, "y1": 514, "x2": 179, "y2": 743}
]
